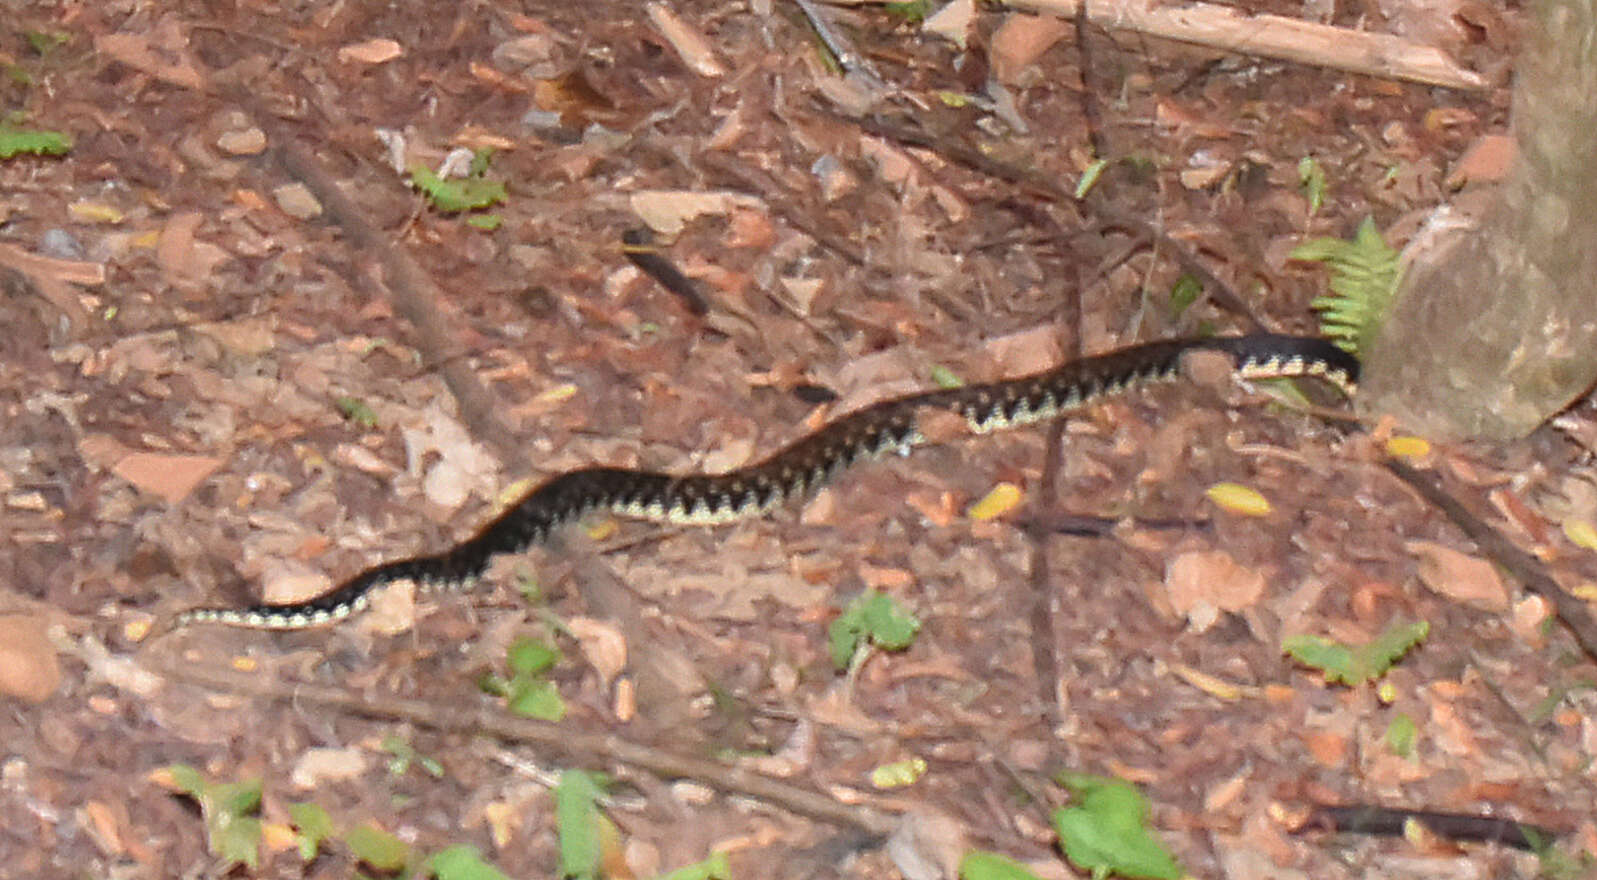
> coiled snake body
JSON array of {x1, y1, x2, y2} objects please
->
[{"x1": 174, "y1": 334, "x2": 1357, "y2": 630}]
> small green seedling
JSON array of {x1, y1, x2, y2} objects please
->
[
  {"x1": 160, "y1": 764, "x2": 265, "y2": 870},
  {"x1": 410, "y1": 159, "x2": 506, "y2": 214},
  {"x1": 555, "y1": 769, "x2": 609, "y2": 880},
  {"x1": 959, "y1": 850, "x2": 1043, "y2": 880},
  {"x1": 1297, "y1": 156, "x2": 1327, "y2": 216},
  {"x1": 0, "y1": 126, "x2": 71, "y2": 159},
  {"x1": 479, "y1": 636, "x2": 566, "y2": 720},
  {"x1": 829, "y1": 590, "x2": 920, "y2": 670}
]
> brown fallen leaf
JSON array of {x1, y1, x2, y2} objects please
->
[
  {"x1": 0, "y1": 615, "x2": 60, "y2": 702},
  {"x1": 1163, "y1": 550, "x2": 1268, "y2": 623},
  {"x1": 1404, "y1": 540, "x2": 1508, "y2": 611},
  {"x1": 991, "y1": 12, "x2": 1071, "y2": 83},
  {"x1": 568, "y1": 616, "x2": 628, "y2": 689},
  {"x1": 112, "y1": 452, "x2": 224, "y2": 503},
  {"x1": 337, "y1": 38, "x2": 403, "y2": 65}
]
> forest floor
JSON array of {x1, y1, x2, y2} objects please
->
[{"x1": 1, "y1": 1, "x2": 1593, "y2": 878}]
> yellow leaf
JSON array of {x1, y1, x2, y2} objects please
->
[
  {"x1": 536, "y1": 382, "x2": 578, "y2": 404},
  {"x1": 870, "y1": 757, "x2": 927, "y2": 788},
  {"x1": 1384, "y1": 435, "x2": 1431, "y2": 458},
  {"x1": 260, "y1": 821, "x2": 298, "y2": 851},
  {"x1": 584, "y1": 517, "x2": 618, "y2": 541},
  {"x1": 1169, "y1": 663, "x2": 1243, "y2": 701},
  {"x1": 1572, "y1": 582, "x2": 1597, "y2": 601},
  {"x1": 967, "y1": 482, "x2": 1022, "y2": 521},
  {"x1": 69, "y1": 201, "x2": 125, "y2": 224},
  {"x1": 1205, "y1": 482, "x2": 1272, "y2": 516},
  {"x1": 1563, "y1": 518, "x2": 1597, "y2": 552}
]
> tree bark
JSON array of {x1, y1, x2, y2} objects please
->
[{"x1": 1357, "y1": 0, "x2": 1597, "y2": 441}]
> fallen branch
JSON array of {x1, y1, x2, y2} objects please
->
[
  {"x1": 1001, "y1": 0, "x2": 1486, "y2": 91},
  {"x1": 150, "y1": 656, "x2": 900, "y2": 837},
  {"x1": 1299, "y1": 803, "x2": 1563, "y2": 851},
  {"x1": 1385, "y1": 460, "x2": 1597, "y2": 663}
]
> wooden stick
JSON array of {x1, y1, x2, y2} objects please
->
[{"x1": 1002, "y1": 0, "x2": 1486, "y2": 91}]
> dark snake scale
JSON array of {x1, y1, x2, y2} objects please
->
[{"x1": 173, "y1": 334, "x2": 1357, "y2": 630}]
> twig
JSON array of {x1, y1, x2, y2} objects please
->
[
  {"x1": 620, "y1": 228, "x2": 712, "y2": 316},
  {"x1": 1299, "y1": 803, "x2": 1562, "y2": 851},
  {"x1": 1384, "y1": 460, "x2": 1597, "y2": 663},
  {"x1": 148, "y1": 655, "x2": 900, "y2": 837},
  {"x1": 1018, "y1": 512, "x2": 1209, "y2": 536}
]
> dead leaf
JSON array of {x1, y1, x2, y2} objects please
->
[
  {"x1": 923, "y1": 0, "x2": 975, "y2": 49},
  {"x1": 630, "y1": 190, "x2": 762, "y2": 236},
  {"x1": 338, "y1": 38, "x2": 403, "y2": 65},
  {"x1": 1405, "y1": 540, "x2": 1508, "y2": 610},
  {"x1": 991, "y1": 12, "x2": 1071, "y2": 83},
  {"x1": 568, "y1": 617, "x2": 628, "y2": 689},
  {"x1": 886, "y1": 809, "x2": 968, "y2": 880},
  {"x1": 156, "y1": 212, "x2": 228, "y2": 285},
  {"x1": 1163, "y1": 550, "x2": 1268, "y2": 623},
  {"x1": 0, "y1": 615, "x2": 60, "y2": 702},
  {"x1": 290, "y1": 746, "x2": 368, "y2": 790},
  {"x1": 94, "y1": 32, "x2": 209, "y2": 91},
  {"x1": 112, "y1": 452, "x2": 224, "y2": 503},
  {"x1": 194, "y1": 315, "x2": 276, "y2": 356},
  {"x1": 644, "y1": 2, "x2": 726, "y2": 77}
]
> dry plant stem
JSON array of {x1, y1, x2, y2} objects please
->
[
  {"x1": 151, "y1": 656, "x2": 899, "y2": 837},
  {"x1": 1002, "y1": 0, "x2": 1486, "y2": 91},
  {"x1": 1384, "y1": 460, "x2": 1597, "y2": 663},
  {"x1": 839, "y1": 113, "x2": 1268, "y2": 332}
]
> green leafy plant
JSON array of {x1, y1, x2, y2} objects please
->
[
  {"x1": 829, "y1": 590, "x2": 921, "y2": 669},
  {"x1": 960, "y1": 850, "x2": 1043, "y2": 880},
  {"x1": 655, "y1": 851, "x2": 731, "y2": 880},
  {"x1": 1167, "y1": 273, "x2": 1202, "y2": 319},
  {"x1": 1283, "y1": 619, "x2": 1429, "y2": 686},
  {"x1": 1384, "y1": 712, "x2": 1418, "y2": 757},
  {"x1": 161, "y1": 764, "x2": 265, "y2": 870},
  {"x1": 555, "y1": 769, "x2": 609, "y2": 880},
  {"x1": 25, "y1": 30, "x2": 70, "y2": 55},
  {"x1": 479, "y1": 635, "x2": 567, "y2": 720},
  {"x1": 335, "y1": 395, "x2": 379, "y2": 428},
  {"x1": 1290, "y1": 216, "x2": 1401, "y2": 355},
  {"x1": 426, "y1": 843, "x2": 513, "y2": 880},
  {"x1": 410, "y1": 160, "x2": 506, "y2": 214},
  {"x1": 287, "y1": 802, "x2": 335, "y2": 861},
  {"x1": 1297, "y1": 156, "x2": 1327, "y2": 215},
  {"x1": 0, "y1": 126, "x2": 71, "y2": 159},
  {"x1": 885, "y1": 0, "x2": 933, "y2": 22},
  {"x1": 381, "y1": 734, "x2": 445, "y2": 778},
  {"x1": 1051, "y1": 772, "x2": 1181, "y2": 880}
]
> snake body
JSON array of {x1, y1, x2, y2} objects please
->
[{"x1": 174, "y1": 334, "x2": 1357, "y2": 630}]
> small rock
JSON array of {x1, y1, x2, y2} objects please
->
[
  {"x1": 215, "y1": 127, "x2": 266, "y2": 156},
  {"x1": 272, "y1": 182, "x2": 322, "y2": 220}
]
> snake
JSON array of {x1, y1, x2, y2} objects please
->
[{"x1": 171, "y1": 333, "x2": 1357, "y2": 630}]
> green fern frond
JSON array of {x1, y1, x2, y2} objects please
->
[{"x1": 1290, "y1": 217, "x2": 1400, "y2": 356}]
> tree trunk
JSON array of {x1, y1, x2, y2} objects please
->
[{"x1": 1356, "y1": 0, "x2": 1597, "y2": 441}]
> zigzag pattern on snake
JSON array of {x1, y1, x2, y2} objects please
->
[{"x1": 173, "y1": 333, "x2": 1358, "y2": 630}]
